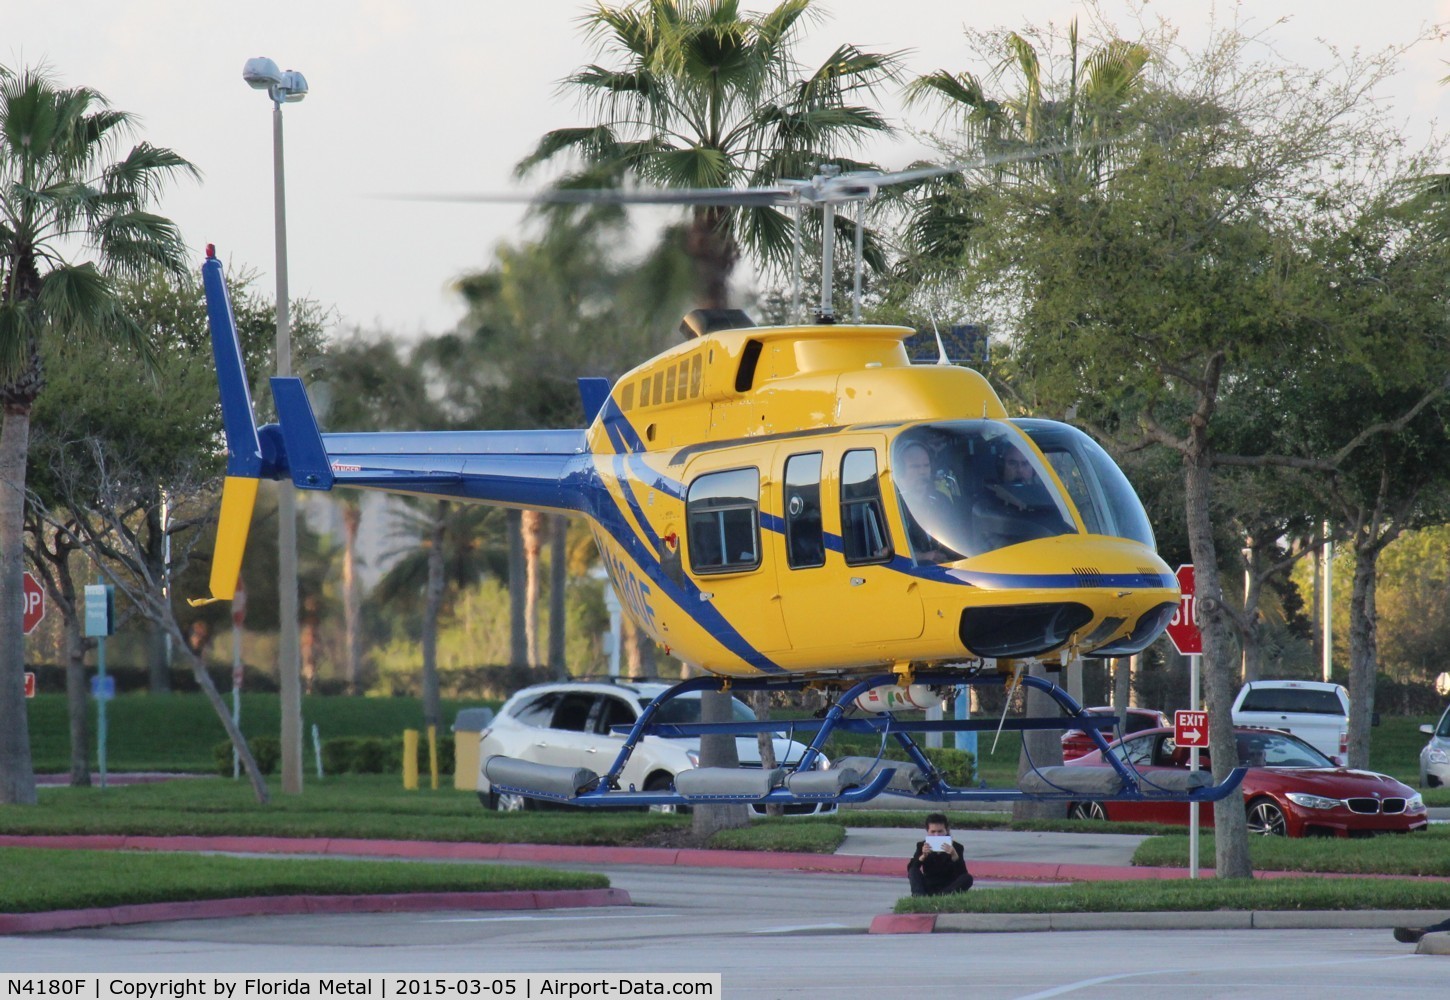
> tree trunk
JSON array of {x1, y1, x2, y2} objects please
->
[
  {"x1": 692, "y1": 687, "x2": 750, "y2": 837},
  {"x1": 0, "y1": 405, "x2": 36, "y2": 805},
  {"x1": 1345, "y1": 542, "x2": 1383, "y2": 770},
  {"x1": 66, "y1": 630, "x2": 90, "y2": 787},
  {"x1": 341, "y1": 499, "x2": 362, "y2": 695},
  {"x1": 548, "y1": 514, "x2": 568, "y2": 680},
  {"x1": 1012, "y1": 661, "x2": 1065, "y2": 821},
  {"x1": 686, "y1": 208, "x2": 738, "y2": 311},
  {"x1": 1113, "y1": 656, "x2": 1131, "y2": 746},
  {"x1": 522, "y1": 509, "x2": 543, "y2": 667},
  {"x1": 750, "y1": 690, "x2": 782, "y2": 818},
  {"x1": 170, "y1": 619, "x2": 269, "y2": 804},
  {"x1": 421, "y1": 500, "x2": 446, "y2": 733},
  {"x1": 507, "y1": 509, "x2": 527, "y2": 668},
  {"x1": 1184, "y1": 453, "x2": 1253, "y2": 879}
]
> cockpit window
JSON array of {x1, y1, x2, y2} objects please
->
[
  {"x1": 891, "y1": 422, "x2": 1078, "y2": 561},
  {"x1": 1013, "y1": 419, "x2": 1156, "y2": 547}
]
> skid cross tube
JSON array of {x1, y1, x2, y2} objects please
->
[{"x1": 484, "y1": 669, "x2": 1248, "y2": 808}]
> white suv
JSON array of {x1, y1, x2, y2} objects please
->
[
  {"x1": 474, "y1": 680, "x2": 835, "y2": 816},
  {"x1": 1231, "y1": 680, "x2": 1350, "y2": 765}
]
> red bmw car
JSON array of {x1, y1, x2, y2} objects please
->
[{"x1": 1065, "y1": 726, "x2": 1428, "y2": 837}]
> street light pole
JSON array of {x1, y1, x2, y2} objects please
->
[{"x1": 244, "y1": 57, "x2": 308, "y2": 795}]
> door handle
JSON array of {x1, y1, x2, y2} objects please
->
[{"x1": 850, "y1": 577, "x2": 866, "y2": 587}]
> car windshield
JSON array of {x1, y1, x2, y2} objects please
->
[
  {"x1": 1106, "y1": 730, "x2": 1335, "y2": 769},
  {"x1": 892, "y1": 421, "x2": 1077, "y2": 562},
  {"x1": 644, "y1": 695, "x2": 756, "y2": 725},
  {"x1": 1238, "y1": 687, "x2": 1346, "y2": 715},
  {"x1": 1235, "y1": 731, "x2": 1334, "y2": 769}
]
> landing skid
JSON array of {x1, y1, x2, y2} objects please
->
[{"x1": 481, "y1": 671, "x2": 1246, "y2": 811}]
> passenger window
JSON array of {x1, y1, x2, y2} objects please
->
[
  {"x1": 687, "y1": 468, "x2": 761, "y2": 574},
  {"x1": 513, "y1": 692, "x2": 560, "y2": 729},
  {"x1": 595, "y1": 696, "x2": 637, "y2": 736},
  {"x1": 784, "y1": 453, "x2": 825, "y2": 569},
  {"x1": 550, "y1": 693, "x2": 595, "y2": 732},
  {"x1": 840, "y1": 449, "x2": 892, "y2": 565}
]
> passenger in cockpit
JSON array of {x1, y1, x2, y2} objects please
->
[{"x1": 896, "y1": 441, "x2": 962, "y2": 564}]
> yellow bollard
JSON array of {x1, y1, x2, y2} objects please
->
[
  {"x1": 426, "y1": 724, "x2": 440, "y2": 791},
  {"x1": 403, "y1": 728, "x2": 419, "y2": 790}
]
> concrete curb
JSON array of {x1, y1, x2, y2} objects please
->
[
  {"x1": 0, "y1": 888, "x2": 630, "y2": 934},
  {"x1": 870, "y1": 908, "x2": 1446, "y2": 935}
]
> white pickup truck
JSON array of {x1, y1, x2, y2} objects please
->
[{"x1": 1231, "y1": 680, "x2": 1349, "y2": 766}]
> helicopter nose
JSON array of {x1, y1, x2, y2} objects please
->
[{"x1": 951, "y1": 535, "x2": 1178, "y2": 660}]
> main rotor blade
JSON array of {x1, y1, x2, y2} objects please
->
[{"x1": 395, "y1": 187, "x2": 798, "y2": 208}]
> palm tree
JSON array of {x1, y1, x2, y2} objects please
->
[
  {"x1": 895, "y1": 21, "x2": 1150, "y2": 287},
  {"x1": 518, "y1": 0, "x2": 901, "y2": 307},
  {"x1": 0, "y1": 66, "x2": 195, "y2": 804},
  {"x1": 906, "y1": 20, "x2": 1150, "y2": 189}
]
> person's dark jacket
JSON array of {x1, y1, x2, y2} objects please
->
[{"x1": 907, "y1": 839, "x2": 972, "y2": 895}]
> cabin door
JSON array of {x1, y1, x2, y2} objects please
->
[{"x1": 772, "y1": 439, "x2": 924, "y2": 655}]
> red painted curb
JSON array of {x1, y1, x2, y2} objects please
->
[
  {"x1": 869, "y1": 913, "x2": 937, "y2": 934},
  {"x1": 0, "y1": 888, "x2": 631, "y2": 935}
]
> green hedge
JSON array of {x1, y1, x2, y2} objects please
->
[{"x1": 216, "y1": 733, "x2": 456, "y2": 777}]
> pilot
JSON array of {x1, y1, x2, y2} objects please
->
[
  {"x1": 907, "y1": 813, "x2": 974, "y2": 896},
  {"x1": 897, "y1": 441, "x2": 961, "y2": 564}
]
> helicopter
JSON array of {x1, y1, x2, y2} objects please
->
[{"x1": 194, "y1": 160, "x2": 1246, "y2": 812}]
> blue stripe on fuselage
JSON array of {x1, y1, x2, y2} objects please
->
[{"x1": 590, "y1": 405, "x2": 783, "y2": 674}]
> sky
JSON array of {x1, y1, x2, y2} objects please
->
[{"x1": 8, "y1": 1, "x2": 1450, "y2": 339}]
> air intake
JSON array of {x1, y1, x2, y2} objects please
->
[{"x1": 680, "y1": 308, "x2": 755, "y2": 339}]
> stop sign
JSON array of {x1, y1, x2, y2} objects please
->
[
  {"x1": 1166, "y1": 563, "x2": 1201, "y2": 655},
  {"x1": 22, "y1": 571, "x2": 45, "y2": 634}
]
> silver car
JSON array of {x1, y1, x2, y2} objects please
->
[{"x1": 1420, "y1": 704, "x2": 1450, "y2": 788}]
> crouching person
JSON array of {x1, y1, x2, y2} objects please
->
[{"x1": 907, "y1": 812, "x2": 974, "y2": 896}]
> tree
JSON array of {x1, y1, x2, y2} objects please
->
[
  {"x1": 313, "y1": 331, "x2": 432, "y2": 694},
  {"x1": 0, "y1": 66, "x2": 196, "y2": 804},
  {"x1": 903, "y1": 19, "x2": 1151, "y2": 823},
  {"x1": 518, "y1": 0, "x2": 900, "y2": 307},
  {"x1": 937, "y1": 20, "x2": 1428, "y2": 877}
]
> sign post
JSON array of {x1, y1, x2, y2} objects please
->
[
  {"x1": 85, "y1": 583, "x2": 116, "y2": 789},
  {"x1": 1168, "y1": 564, "x2": 1203, "y2": 878}
]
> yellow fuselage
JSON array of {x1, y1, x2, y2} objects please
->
[{"x1": 582, "y1": 323, "x2": 1177, "y2": 678}]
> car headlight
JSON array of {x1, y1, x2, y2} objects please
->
[
  {"x1": 685, "y1": 749, "x2": 700, "y2": 768},
  {"x1": 1427, "y1": 748, "x2": 1450, "y2": 766},
  {"x1": 1286, "y1": 792, "x2": 1342, "y2": 810},
  {"x1": 1408, "y1": 793, "x2": 1426, "y2": 812}
]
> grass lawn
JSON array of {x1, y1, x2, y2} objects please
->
[
  {"x1": 6, "y1": 775, "x2": 693, "y2": 844},
  {"x1": 0, "y1": 847, "x2": 606, "y2": 914},
  {"x1": 1132, "y1": 826, "x2": 1450, "y2": 876},
  {"x1": 895, "y1": 877, "x2": 1450, "y2": 914}
]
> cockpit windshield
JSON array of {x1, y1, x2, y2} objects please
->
[{"x1": 892, "y1": 422, "x2": 1078, "y2": 563}]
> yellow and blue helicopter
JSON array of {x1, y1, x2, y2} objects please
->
[{"x1": 197, "y1": 163, "x2": 1245, "y2": 811}]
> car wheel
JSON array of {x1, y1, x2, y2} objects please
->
[
  {"x1": 645, "y1": 773, "x2": 690, "y2": 815},
  {"x1": 486, "y1": 789, "x2": 529, "y2": 813},
  {"x1": 1068, "y1": 801, "x2": 1108, "y2": 822},
  {"x1": 1246, "y1": 797, "x2": 1287, "y2": 836}
]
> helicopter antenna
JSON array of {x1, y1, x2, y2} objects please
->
[{"x1": 930, "y1": 317, "x2": 950, "y2": 365}]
